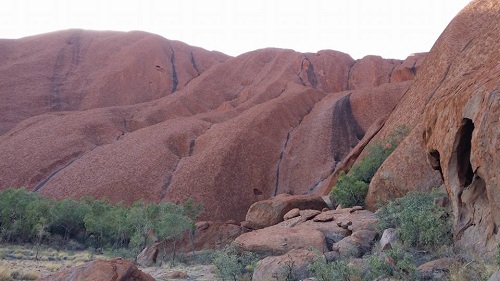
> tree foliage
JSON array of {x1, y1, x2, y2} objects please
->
[{"x1": 0, "y1": 188, "x2": 203, "y2": 258}]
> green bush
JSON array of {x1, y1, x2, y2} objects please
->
[
  {"x1": 330, "y1": 126, "x2": 408, "y2": 208},
  {"x1": 377, "y1": 190, "x2": 452, "y2": 249},
  {"x1": 330, "y1": 172, "x2": 368, "y2": 207},
  {"x1": 212, "y1": 245, "x2": 257, "y2": 281},
  {"x1": 0, "y1": 188, "x2": 203, "y2": 258},
  {"x1": 308, "y1": 255, "x2": 358, "y2": 281},
  {"x1": 363, "y1": 247, "x2": 417, "y2": 281}
]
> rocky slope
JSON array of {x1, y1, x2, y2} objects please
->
[
  {"x1": 361, "y1": 0, "x2": 499, "y2": 255},
  {"x1": 0, "y1": 29, "x2": 420, "y2": 221}
]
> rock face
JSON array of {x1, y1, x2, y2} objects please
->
[
  {"x1": 363, "y1": 0, "x2": 499, "y2": 255},
  {"x1": 236, "y1": 206, "x2": 378, "y2": 258},
  {"x1": 39, "y1": 258, "x2": 155, "y2": 281},
  {"x1": 0, "y1": 29, "x2": 229, "y2": 135},
  {"x1": 0, "y1": 29, "x2": 421, "y2": 222},
  {"x1": 252, "y1": 249, "x2": 315, "y2": 281},
  {"x1": 245, "y1": 194, "x2": 328, "y2": 229}
]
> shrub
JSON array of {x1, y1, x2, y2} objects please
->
[
  {"x1": 363, "y1": 247, "x2": 417, "y2": 281},
  {"x1": 308, "y1": 255, "x2": 357, "y2": 281},
  {"x1": 212, "y1": 245, "x2": 257, "y2": 281},
  {"x1": 330, "y1": 126, "x2": 408, "y2": 208},
  {"x1": 377, "y1": 190, "x2": 452, "y2": 249},
  {"x1": 330, "y1": 172, "x2": 368, "y2": 207}
]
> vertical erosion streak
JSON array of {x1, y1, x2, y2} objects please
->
[
  {"x1": 170, "y1": 47, "x2": 178, "y2": 93},
  {"x1": 49, "y1": 31, "x2": 82, "y2": 111},
  {"x1": 190, "y1": 51, "x2": 200, "y2": 76},
  {"x1": 274, "y1": 132, "x2": 291, "y2": 196}
]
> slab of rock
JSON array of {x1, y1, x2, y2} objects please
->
[
  {"x1": 39, "y1": 258, "x2": 155, "y2": 281},
  {"x1": 284, "y1": 208, "x2": 300, "y2": 220},
  {"x1": 299, "y1": 209, "x2": 321, "y2": 220},
  {"x1": 245, "y1": 194, "x2": 328, "y2": 229},
  {"x1": 137, "y1": 242, "x2": 161, "y2": 267},
  {"x1": 234, "y1": 226, "x2": 326, "y2": 256},
  {"x1": 252, "y1": 249, "x2": 316, "y2": 281},
  {"x1": 313, "y1": 211, "x2": 335, "y2": 222}
]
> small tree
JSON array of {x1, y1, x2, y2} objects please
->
[{"x1": 155, "y1": 203, "x2": 193, "y2": 266}]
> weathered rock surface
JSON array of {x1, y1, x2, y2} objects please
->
[
  {"x1": 234, "y1": 226, "x2": 326, "y2": 256},
  {"x1": 0, "y1": 30, "x2": 420, "y2": 222},
  {"x1": 238, "y1": 205, "x2": 377, "y2": 259},
  {"x1": 0, "y1": 29, "x2": 229, "y2": 135},
  {"x1": 245, "y1": 194, "x2": 328, "y2": 229},
  {"x1": 252, "y1": 249, "x2": 315, "y2": 281},
  {"x1": 364, "y1": 0, "x2": 500, "y2": 255},
  {"x1": 39, "y1": 258, "x2": 155, "y2": 281},
  {"x1": 379, "y1": 228, "x2": 399, "y2": 251}
]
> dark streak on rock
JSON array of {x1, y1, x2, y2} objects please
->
[
  {"x1": 424, "y1": 63, "x2": 452, "y2": 108},
  {"x1": 274, "y1": 132, "x2": 291, "y2": 196},
  {"x1": 190, "y1": 51, "x2": 200, "y2": 76},
  {"x1": 331, "y1": 94, "x2": 365, "y2": 162},
  {"x1": 49, "y1": 31, "x2": 82, "y2": 111},
  {"x1": 34, "y1": 146, "x2": 95, "y2": 192},
  {"x1": 345, "y1": 61, "x2": 356, "y2": 91},
  {"x1": 170, "y1": 47, "x2": 178, "y2": 93}
]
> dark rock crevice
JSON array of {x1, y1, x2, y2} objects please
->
[
  {"x1": 345, "y1": 61, "x2": 357, "y2": 91},
  {"x1": 170, "y1": 47, "x2": 178, "y2": 93},
  {"x1": 190, "y1": 51, "x2": 200, "y2": 76},
  {"x1": 424, "y1": 63, "x2": 452, "y2": 108},
  {"x1": 274, "y1": 132, "x2": 291, "y2": 196}
]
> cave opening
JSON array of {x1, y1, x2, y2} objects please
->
[{"x1": 456, "y1": 118, "x2": 474, "y2": 187}]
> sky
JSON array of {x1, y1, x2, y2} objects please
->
[{"x1": 0, "y1": 0, "x2": 471, "y2": 59}]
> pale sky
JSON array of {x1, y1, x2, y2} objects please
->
[{"x1": 0, "y1": 0, "x2": 471, "y2": 59}]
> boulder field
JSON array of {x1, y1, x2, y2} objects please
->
[{"x1": 0, "y1": 29, "x2": 420, "y2": 221}]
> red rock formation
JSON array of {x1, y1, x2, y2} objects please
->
[
  {"x1": 362, "y1": 0, "x2": 499, "y2": 255},
  {"x1": 39, "y1": 258, "x2": 155, "y2": 281},
  {"x1": 0, "y1": 29, "x2": 229, "y2": 135},
  {"x1": 0, "y1": 29, "x2": 420, "y2": 222}
]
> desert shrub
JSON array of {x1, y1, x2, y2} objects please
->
[
  {"x1": 330, "y1": 172, "x2": 368, "y2": 207},
  {"x1": 330, "y1": 126, "x2": 408, "y2": 208},
  {"x1": 377, "y1": 190, "x2": 452, "y2": 249},
  {"x1": 0, "y1": 266, "x2": 11, "y2": 281},
  {"x1": 212, "y1": 245, "x2": 258, "y2": 281},
  {"x1": 448, "y1": 258, "x2": 496, "y2": 281},
  {"x1": 363, "y1": 247, "x2": 417, "y2": 281},
  {"x1": 10, "y1": 270, "x2": 39, "y2": 280},
  {"x1": 308, "y1": 255, "x2": 358, "y2": 281}
]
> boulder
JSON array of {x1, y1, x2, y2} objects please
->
[
  {"x1": 299, "y1": 209, "x2": 321, "y2": 220},
  {"x1": 245, "y1": 194, "x2": 328, "y2": 229},
  {"x1": 234, "y1": 227, "x2": 326, "y2": 256},
  {"x1": 416, "y1": 258, "x2": 460, "y2": 280},
  {"x1": 137, "y1": 243, "x2": 160, "y2": 267},
  {"x1": 39, "y1": 258, "x2": 155, "y2": 281},
  {"x1": 332, "y1": 230, "x2": 378, "y2": 258},
  {"x1": 379, "y1": 228, "x2": 399, "y2": 251},
  {"x1": 252, "y1": 249, "x2": 316, "y2": 281},
  {"x1": 284, "y1": 208, "x2": 300, "y2": 220}
]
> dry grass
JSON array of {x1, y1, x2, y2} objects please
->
[
  {"x1": 448, "y1": 259, "x2": 496, "y2": 281},
  {"x1": 0, "y1": 243, "x2": 108, "y2": 279}
]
